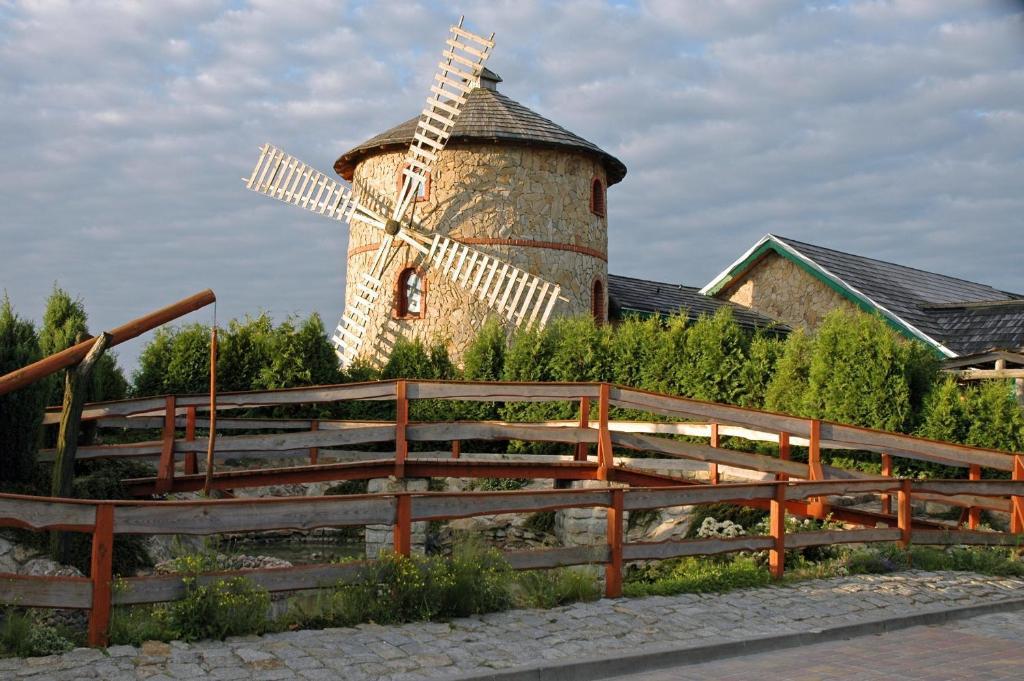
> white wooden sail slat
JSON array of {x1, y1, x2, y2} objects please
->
[
  {"x1": 352, "y1": 296, "x2": 373, "y2": 311},
  {"x1": 450, "y1": 25, "x2": 495, "y2": 49},
  {"x1": 413, "y1": 131, "x2": 447, "y2": 151},
  {"x1": 418, "y1": 119, "x2": 452, "y2": 140},
  {"x1": 428, "y1": 85, "x2": 467, "y2": 107},
  {"x1": 426, "y1": 235, "x2": 442, "y2": 263},
  {"x1": 527, "y1": 282, "x2": 550, "y2": 327},
  {"x1": 347, "y1": 307, "x2": 369, "y2": 322},
  {"x1": 308, "y1": 173, "x2": 329, "y2": 211},
  {"x1": 424, "y1": 97, "x2": 461, "y2": 117},
  {"x1": 434, "y1": 73, "x2": 474, "y2": 94},
  {"x1": 515, "y1": 278, "x2": 540, "y2": 324},
  {"x1": 246, "y1": 145, "x2": 270, "y2": 189},
  {"x1": 341, "y1": 316, "x2": 366, "y2": 335},
  {"x1": 479, "y1": 258, "x2": 500, "y2": 300},
  {"x1": 276, "y1": 158, "x2": 299, "y2": 200},
  {"x1": 445, "y1": 37, "x2": 488, "y2": 61},
  {"x1": 396, "y1": 231, "x2": 429, "y2": 254},
  {"x1": 420, "y1": 105, "x2": 457, "y2": 129},
  {"x1": 408, "y1": 144, "x2": 439, "y2": 163},
  {"x1": 317, "y1": 182, "x2": 338, "y2": 215},
  {"x1": 496, "y1": 268, "x2": 519, "y2": 312},
  {"x1": 443, "y1": 240, "x2": 459, "y2": 272},
  {"x1": 356, "y1": 284, "x2": 379, "y2": 300},
  {"x1": 489, "y1": 263, "x2": 511, "y2": 306},
  {"x1": 445, "y1": 49, "x2": 484, "y2": 71},
  {"x1": 333, "y1": 325, "x2": 362, "y2": 344},
  {"x1": 505, "y1": 270, "x2": 530, "y2": 319},
  {"x1": 303, "y1": 171, "x2": 325, "y2": 209},
  {"x1": 293, "y1": 166, "x2": 313, "y2": 206},
  {"x1": 470, "y1": 255, "x2": 489, "y2": 292},
  {"x1": 540, "y1": 286, "x2": 560, "y2": 327},
  {"x1": 461, "y1": 251, "x2": 479, "y2": 286},
  {"x1": 256, "y1": 148, "x2": 283, "y2": 191},
  {"x1": 436, "y1": 61, "x2": 477, "y2": 85},
  {"x1": 450, "y1": 247, "x2": 469, "y2": 280}
]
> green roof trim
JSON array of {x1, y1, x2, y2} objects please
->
[{"x1": 704, "y1": 240, "x2": 947, "y2": 357}]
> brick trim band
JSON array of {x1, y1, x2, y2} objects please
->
[{"x1": 348, "y1": 238, "x2": 607, "y2": 262}]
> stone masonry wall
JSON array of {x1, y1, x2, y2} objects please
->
[
  {"x1": 345, "y1": 144, "x2": 609, "y2": 364},
  {"x1": 725, "y1": 252, "x2": 859, "y2": 331},
  {"x1": 364, "y1": 478, "x2": 428, "y2": 558}
]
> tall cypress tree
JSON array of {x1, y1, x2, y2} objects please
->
[{"x1": 0, "y1": 296, "x2": 47, "y2": 484}]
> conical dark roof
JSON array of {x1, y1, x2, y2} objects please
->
[{"x1": 334, "y1": 86, "x2": 626, "y2": 185}]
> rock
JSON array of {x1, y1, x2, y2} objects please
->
[
  {"x1": 19, "y1": 558, "x2": 83, "y2": 578},
  {"x1": 0, "y1": 538, "x2": 17, "y2": 573},
  {"x1": 140, "y1": 640, "x2": 171, "y2": 658}
]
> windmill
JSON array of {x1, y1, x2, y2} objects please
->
[{"x1": 243, "y1": 18, "x2": 564, "y2": 367}]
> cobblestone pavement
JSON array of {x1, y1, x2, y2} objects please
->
[
  {"x1": 613, "y1": 610, "x2": 1024, "y2": 680},
  {"x1": 3, "y1": 571, "x2": 1023, "y2": 681}
]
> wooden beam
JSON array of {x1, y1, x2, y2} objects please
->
[
  {"x1": 769, "y1": 482, "x2": 785, "y2": 579},
  {"x1": 87, "y1": 504, "x2": 114, "y2": 647},
  {"x1": 605, "y1": 488, "x2": 623, "y2": 598}
]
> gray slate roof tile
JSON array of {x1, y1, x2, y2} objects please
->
[
  {"x1": 608, "y1": 274, "x2": 788, "y2": 334},
  {"x1": 334, "y1": 87, "x2": 626, "y2": 184}
]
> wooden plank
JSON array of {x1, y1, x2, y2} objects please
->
[
  {"x1": 0, "y1": 574, "x2": 92, "y2": 609},
  {"x1": 611, "y1": 430, "x2": 809, "y2": 478},
  {"x1": 504, "y1": 546, "x2": 609, "y2": 571},
  {"x1": 450, "y1": 25, "x2": 496, "y2": 49},
  {"x1": 610, "y1": 386, "x2": 812, "y2": 437},
  {"x1": 88, "y1": 504, "x2": 114, "y2": 646},
  {"x1": 912, "y1": 480, "x2": 1024, "y2": 497},
  {"x1": 155, "y1": 396, "x2": 176, "y2": 494},
  {"x1": 114, "y1": 562, "x2": 368, "y2": 605},
  {"x1": 623, "y1": 536, "x2": 774, "y2": 561},
  {"x1": 407, "y1": 422, "x2": 596, "y2": 445},
  {"x1": 0, "y1": 495, "x2": 96, "y2": 530},
  {"x1": 407, "y1": 381, "x2": 600, "y2": 401},
  {"x1": 173, "y1": 425, "x2": 396, "y2": 453},
  {"x1": 913, "y1": 530, "x2": 1024, "y2": 547},
  {"x1": 411, "y1": 489, "x2": 612, "y2": 521},
  {"x1": 954, "y1": 369, "x2": 1024, "y2": 380},
  {"x1": 820, "y1": 422, "x2": 1015, "y2": 472},
  {"x1": 113, "y1": 496, "x2": 396, "y2": 535},
  {"x1": 785, "y1": 528, "x2": 901, "y2": 549},
  {"x1": 786, "y1": 479, "x2": 902, "y2": 501},
  {"x1": 623, "y1": 484, "x2": 774, "y2": 511}
]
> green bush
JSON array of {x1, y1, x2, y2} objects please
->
[
  {"x1": 282, "y1": 540, "x2": 513, "y2": 629},
  {"x1": 165, "y1": 576, "x2": 270, "y2": 642},
  {"x1": 0, "y1": 609, "x2": 74, "y2": 657},
  {"x1": 844, "y1": 544, "x2": 1024, "y2": 577},
  {"x1": 624, "y1": 556, "x2": 770, "y2": 596},
  {"x1": 0, "y1": 297, "x2": 47, "y2": 484},
  {"x1": 514, "y1": 568, "x2": 601, "y2": 608},
  {"x1": 108, "y1": 604, "x2": 171, "y2": 647}
]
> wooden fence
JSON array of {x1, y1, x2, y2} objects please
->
[
  {"x1": 2, "y1": 478, "x2": 1023, "y2": 647},
  {"x1": 6, "y1": 379, "x2": 1023, "y2": 647}
]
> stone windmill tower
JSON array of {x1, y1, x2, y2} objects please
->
[
  {"x1": 244, "y1": 21, "x2": 626, "y2": 367},
  {"x1": 333, "y1": 68, "x2": 627, "y2": 362}
]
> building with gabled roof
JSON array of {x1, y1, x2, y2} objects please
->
[{"x1": 700, "y1": 233, "x2": 1024, "y2": 358}]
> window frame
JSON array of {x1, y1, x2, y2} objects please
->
[
  {"x1": 394, "y1": 266, "x2": 428, "y2": 320},
  {"x1": 592, "y1": 278, "x2": 605, "y2": 325},
  {"x1": 589, "y1": 177, "x2": 606, "y2": 217}
]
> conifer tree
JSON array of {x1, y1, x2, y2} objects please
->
[{"x1": 0, "y1": 296, "x2": 46, "y2": 484}]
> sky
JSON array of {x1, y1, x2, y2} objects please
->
[{"x1": 2, "y1": 0, "x2": 1022, "y2": 373}]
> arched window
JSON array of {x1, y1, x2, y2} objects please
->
[
  {"x1": 397, "y1": 163, "x2": 431, "y2": 203},
  {"x1": 590, "y1": 177, "x2": 606, "y2": 217},
  {"x1": 395, "y1": 267, "x2": 426, "y2": 319},
  {"x1": 592, "y1": 278, "x2": 605, "y2": 325}
]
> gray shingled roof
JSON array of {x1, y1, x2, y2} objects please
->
[
  {"x1": 334, "y1": 85, "x2": 626, "y2": 185},
  {"x1": 772, "y1": 235, "x2": 1024, "y2": 355},
  {"x1": 608, "y1": 274, "x2": 789, "y2": 334}
]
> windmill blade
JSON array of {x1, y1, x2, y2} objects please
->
[
  {"x1": 392, "y1": 19, "x2": 495, "y2": 222},
  {"x1": 421, "y1": 234, "x2": 563, "y2": 330},
  {"x1": 331, "y1": 235, "x2": 398, "y2": 367},
  {"x1": 244, "y1": 144, "x2": 388, "y2": 231}
]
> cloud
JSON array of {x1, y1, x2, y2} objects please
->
[{"x1": 1, "y1": 0, "x2": 1022, "y2": 372}]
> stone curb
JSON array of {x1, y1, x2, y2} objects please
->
[{"x1": 449, "y1": 595, "x2": 1024, "y2": 681}]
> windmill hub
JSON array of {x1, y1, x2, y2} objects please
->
[{"x1": 384, "y1": 218, "x2": 402, "y2": 236}]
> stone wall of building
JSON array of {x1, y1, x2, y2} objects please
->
[
  {"x1": 724, "y1": 252, "x2": 859, "y2": 331},
  {"x1": 364, "y1": 478, "x2": 428, "y2": 558},
  {"x1": 345, "y1": 144, "x2": 609, "y2": 364}
]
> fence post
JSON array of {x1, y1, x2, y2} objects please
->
[
  {"x1": 708, "y1": 423, "x2": 720, "y2": 485},
  {"x1": 597, "y1": 384, "x2": 612, "y2": 481},
  {"x1": 898, "y1": 479, "x2": 912, "y2": 547},
  {"x1": 87, "y1": 504, "x2": 114, "y2": 647},
  {"x1": 394, "y1": 493, "x2": 412, "y2": 556},
  {"x1": 451, "y1": 440, "x2": 461, "y2": 459},
  {"x1": 880, "y1": 453, "x2": 893, "y2": 516},
  {"x1": 807, "y1": 419, "x2": 826, "y2": 519},
  {"x1": 769, "y1": 482, "x2": 786, "y2": 579},
  {"x1": 605, "y1": 488, "x2": 624, "y2": 597},
  {"x1": 395, "y1": 380, "x2": 408, "y2": 480},
  {"x1": 575, "y1": 396, "x2": 590, "y2": 462},
  {"x1": 1012, "y1": 456, "x2": 1024, "y2": 534},
  {"x1": 184, "y1": 406, "x2": 197, "y2": 475},
  {"x1": 776, "y1": 431, "x2": 790, "y2": 482},
  {"x1": 155, "y1": 396, "x2": 176, "y2": 494},
  {"x1": 309, "y1": 419, "x2": 319, "y2": 466},
  {"x1": 968, "y1": 464, "x2": 981, "y2": 529}
]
